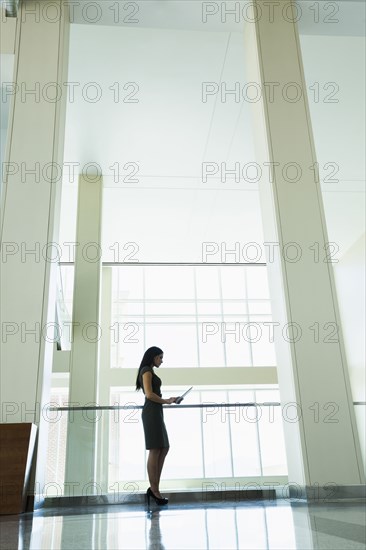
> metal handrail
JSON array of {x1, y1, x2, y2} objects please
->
[
  {"x1": 58, "y1": 262, "x2": 267, "y2": 267},
  {"x1": 51, "y1": 402, "x2": 281, "y2": 411},
  {"x1": 49, "y1": 401, "x2": 366, "y2": 412}
]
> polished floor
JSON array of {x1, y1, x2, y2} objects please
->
[{"x1": 0, "y1": 500, "x2": 365, "y2": 550}]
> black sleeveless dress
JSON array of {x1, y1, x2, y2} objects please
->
[{"x1": 140, "y1": 366, "x2": 170, "y2": 449}]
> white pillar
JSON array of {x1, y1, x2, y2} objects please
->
[
  {"x1": 244, "y1": 0, "x2": 364, "y2": 493},
  {"x1": 64, "y1": 174, "x2": 103, "y2": 495},
  {"x1": 95, "y1": 266, "x2": 113, "y2": 494},
  {"x1": 0, "y1": 0, "x2": 70, "y2": 495}
]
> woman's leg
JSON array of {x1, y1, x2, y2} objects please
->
[
  {"x1": 147, "y1": 447, "x2": 170, "y2": 497},
  {"x1": 147, "y1": 449, "x2": 161, "y2": 495},
  {"x1": 157, "y1": 447, "x2": 169, "y2": 488}
]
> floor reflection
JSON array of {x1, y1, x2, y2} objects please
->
[
  {"x1": 147, "y1": 511, "x2": 166, "y2": 550},
  {"x1": 0, "y1": 501, "x2": 364, "y2": 549}
]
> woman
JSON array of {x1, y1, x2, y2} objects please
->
[{"x1": 136, "y1": 346, "x2": 178, "y2": 506}]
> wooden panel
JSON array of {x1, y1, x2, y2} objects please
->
[{"x1": 0, "y1": 423, "x2": 37, "y2": 515}]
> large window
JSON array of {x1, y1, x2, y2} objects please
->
[
  {"x1": 59, "y1": 264, "x2": 276, "y2": 368},
  {"x1": 111, "y1": 265, "x2": 275, "y2": 368},
  {"x1": 48, "y1": 264, "x2": 284, "y2": 493}
]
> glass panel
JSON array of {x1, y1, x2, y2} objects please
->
[
  {"x1": 247, "y1": 301, "x2": 272, "y2": 315},
  {"x1": 144, "y1": 316, "x2": 197, "y2": 324},
  {"x1": 115, "y1": 303, "x2": 144, "y2": 316},
  {"x1": 111, "y1": 333, "x2": 144, "y2": 369},
  {"x1": 222, "y1": 302, "x2": 247, "y2": 315},
  {"x1": 145, "y1": 267, "x2": 195, "y2": 299},
  {"x1": 164, "y1": 407, "x2": 204, "y2": 478},
  {"x1": 202, "y1": 391, "x2": 232, "y2": 477},
  {"x1": 220, "y1": 267, "x2": 246, "y2": 299},
  {"x1": 109, "y1": 390, "x2": 146, "y2": 483},
  {"x1": 229, "y1": 391, "x2": 261, "y2": 476},
  {"x1": 145, "y1": 302, "x2": 195, "y2": 315},
  {"x1": 251, "y1": 323, "x2": 277, "y2": 367},
  {"x1": 197, "y1": 302, "x2": 221, "y2": 315},
  {"x1": 258, "y1": 402, "x2": 288, "y2": 476},
  {"x1": 45, "y1": 386, "x2": 69, "y2": 490},
  {"x1": 246, "y1": 267, "x2": 271, "y2": 299},
  {"x1": 145, "y1": 324, "x2": 198, "y2": 368},
  {"x1": 113, "y1": 267, "x2": 143, "y2": 300},
  {"x1": 256, "y1": 389, "x2": 280, "y2": 403},
  {"x1": 225, "y1": 337, "x2": 252, "y2": 367},
  {"x1": 195, "y1": 267, "x2": 220, "y2": 299},
  {"x1": 199, "y1": 328, "x2": 226, "y2": 367}
]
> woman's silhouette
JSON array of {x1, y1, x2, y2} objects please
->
[{"x1": 136, "y1": 346, "x2": 178, "y2": 506}]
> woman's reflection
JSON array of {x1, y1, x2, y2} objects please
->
[{"x1": 147, "y1": 510, "x2": 166, "y2": 550}]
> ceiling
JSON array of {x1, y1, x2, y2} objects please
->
[
  {"x1": 59, "y1": 21, "x2": 364, "y2": 262},
  {"x1": 0, "y1": 2, "x2": 365, "y2": 262},
  {"x1": 61, "y1": 25, "x2": 261, "y2": 262}
]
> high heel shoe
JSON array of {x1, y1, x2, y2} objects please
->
[{"x1": 146, "y1": 487, "x2": 168, "y2": 506}]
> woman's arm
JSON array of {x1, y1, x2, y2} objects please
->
[{"x1": 142, "y1": 372, "x2": 176, "y2": 404}]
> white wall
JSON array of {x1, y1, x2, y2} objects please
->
[
  {"x1": 300, "y1": 34, "x2": 365, "y2": 410},
  {"x1": 334, "y1": 234, "x2": 366, "y2": 473},
  {"x1": 334, "y1": 235, "x2": 365, "y2": 402}
]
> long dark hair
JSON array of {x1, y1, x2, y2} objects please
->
[{"x1": 135, "y1": 346, "x2": 163, "y2": 391}]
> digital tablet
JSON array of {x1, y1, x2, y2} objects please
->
[{"x1": 175, "y1": 386, "x2": 193, "y2": 404}]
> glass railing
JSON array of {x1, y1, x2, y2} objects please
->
[{"x1": 43, "y1": 393, "x2": 288, "y2": 499}]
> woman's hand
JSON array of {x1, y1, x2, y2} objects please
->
[{"x1": 165, "y1": 397, "x2": 177, "y2": 404}]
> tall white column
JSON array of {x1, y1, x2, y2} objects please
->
[
  {"x1": 0, "y1": 0, "x2": 70, "y2": 495},
  {"x1": 64, "y1": 174, "x2": 103, "y2": 496},
  {"x1": 244, "y1": 0, "x2": 364, "y2": 492},
  {"x1": 95, "y1": 266, "x2": 113, "y2": 494}
]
